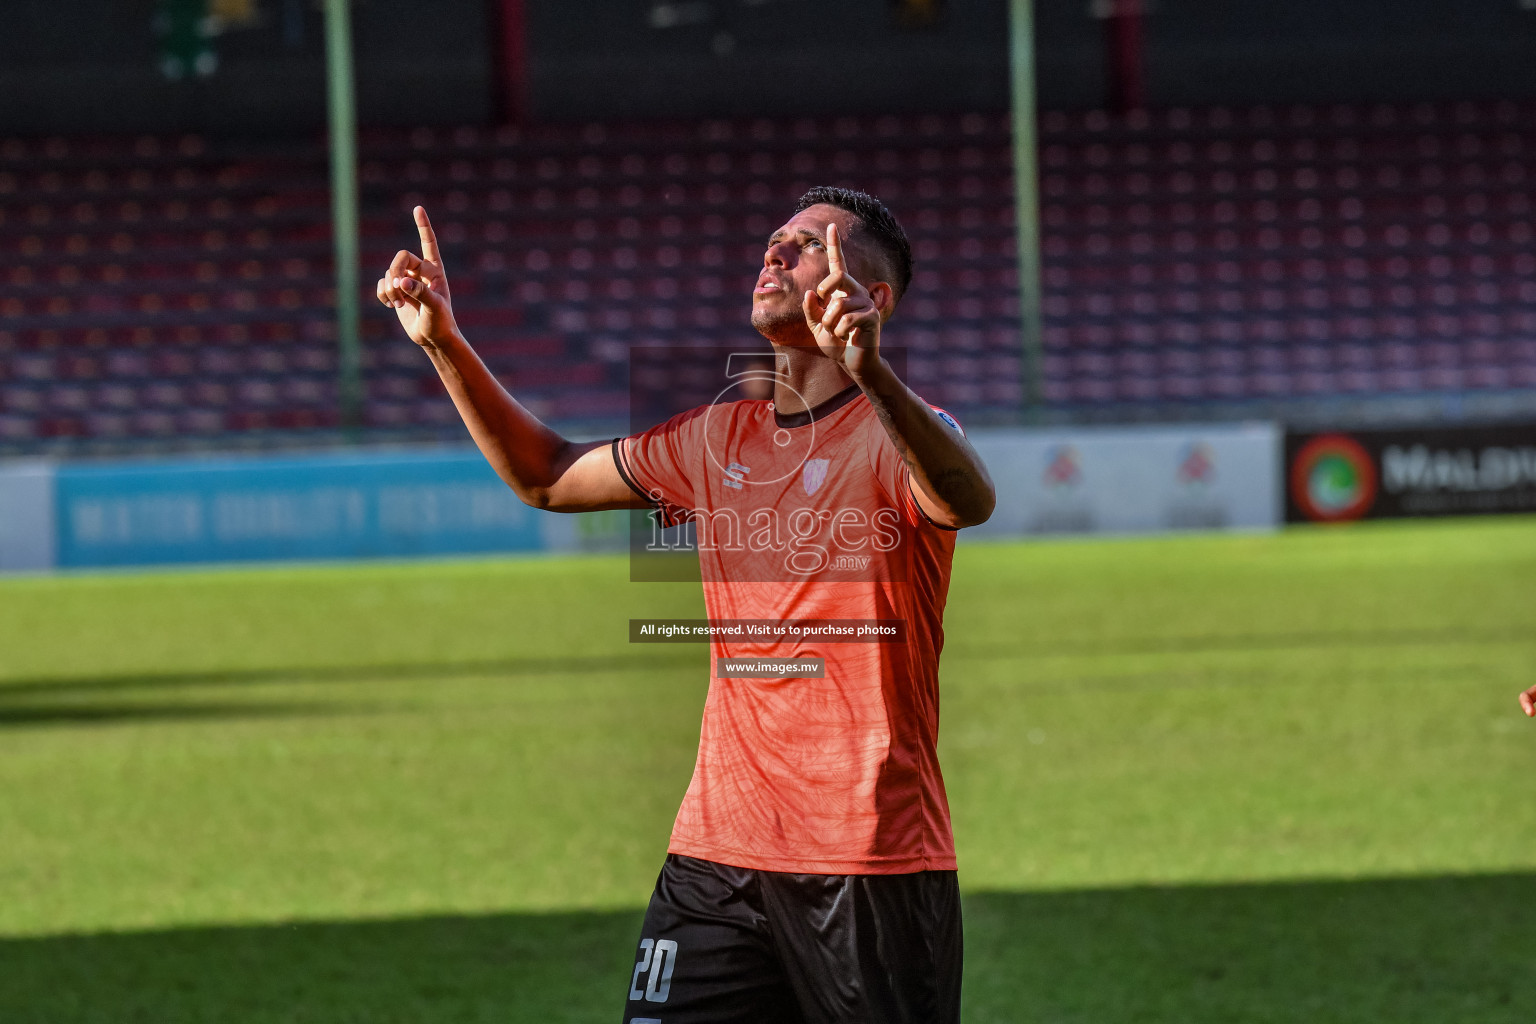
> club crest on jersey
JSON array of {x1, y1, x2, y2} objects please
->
[{"x1": 802, "y1": 459, "x2": 829, "y2": 496}]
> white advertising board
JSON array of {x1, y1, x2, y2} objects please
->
[
  {"x1": 0, "y1": 460, "x2": 57, "y2": 572},
  {"x1": 966, "y1": 423, "x2": 1282, "y2": 539}
]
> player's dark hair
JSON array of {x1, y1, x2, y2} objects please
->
[{"x1": 794, "y1": 186, "x2": 913, "y2": 301}]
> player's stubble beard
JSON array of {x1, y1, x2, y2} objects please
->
[
  {"x1": 749, "y1": 303, "x2": 827, "y2": 383},
  {"x1": 750, "y1": 300, "x2": 857, "y2": 415},
  {"x1": 749, "y1": 301, "x2": 808, "y2": 346}
]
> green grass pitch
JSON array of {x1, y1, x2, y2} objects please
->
[{"x1": 0, "y1": 517, "x2": 1533, "y2": 1022}]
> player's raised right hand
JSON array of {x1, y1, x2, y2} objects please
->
[
  {"x1": 1521, "y1": 684, "x2": 1536, "y2": 717},
  {"x1": 377, "y1": 206, "x2": 457, "y2": 349}
]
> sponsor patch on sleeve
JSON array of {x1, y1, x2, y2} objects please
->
[{"x1": 932, "y1": 407, "x2": 965, "y2": 437}]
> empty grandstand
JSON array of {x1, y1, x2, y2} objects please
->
[{"x1": 6, "y1": 97, "x2": 1536, "y2": 454}]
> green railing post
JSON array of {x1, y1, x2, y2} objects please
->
[
  {"x1": 1010, "y1": 0, "x2": 1044, "y2": 419},
  {"x1": 325, "y1": 0, "x2": 362, "y2": 435}
]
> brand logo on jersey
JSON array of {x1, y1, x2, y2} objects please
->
[
  {"x1": 935, "y1": 408, "x2": 964, "y2": 435},
  {"x1": 723, "y1": 462, "x2": 749, "y2": 490},
  {"x1": 802, "y1": 459, "x2": 829, "y2": 496}
]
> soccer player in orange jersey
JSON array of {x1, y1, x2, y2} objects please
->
[{"x1": 378, "y1": 186, "x2": 995, "y2": 1023}]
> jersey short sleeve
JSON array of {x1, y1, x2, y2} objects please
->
[
  {"x1": 615, "y1": 405, "x2": 711, "y2": 524},
  {"x1": 864, "y1": 403, "x2": 966, "y2": 530}
]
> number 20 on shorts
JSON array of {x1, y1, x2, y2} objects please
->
[{"x1": 629, "y1": 937, "x2": 679, "y2": 1004}]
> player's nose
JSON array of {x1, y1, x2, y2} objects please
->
[{"x1": 763, "y1": 241, "x2": 791, "y2": 268}]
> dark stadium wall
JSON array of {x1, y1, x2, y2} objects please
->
[
  {"x1": 4, "y1": 0, "x2": 1536, "y2": 136},
  {"x1": 523, "y1": 0, "x2": 1019, "y2": 119},
  {"x1": 525, "y1": 0, "x2": 1536, "y2": 117},
  {"x1": 0, "y1": 0, "x2": 494, "y2": 135},
  {"x1": 1141, "y1": 0, "x2": 1536, "y2": 107}
]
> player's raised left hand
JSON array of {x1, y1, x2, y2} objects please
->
[
  {"x1": 802, "y1": 223, "x2": 885, "y2": 378},
  {"x1": 376, "y1": 206, "x2": 458, "y2": 350},
  {"x1": 1521, "y1": 684, "x2": 1536, "y2": 717}
]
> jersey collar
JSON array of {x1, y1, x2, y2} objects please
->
[{"x1": 773, "y1": 382, "x2": 863, "y2": 429}]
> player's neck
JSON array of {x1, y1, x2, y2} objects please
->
[{"x1": 768, "y1": 345, "x2": 857, "y2": 416}]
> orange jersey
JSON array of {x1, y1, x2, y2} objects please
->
[{"x1": 615, "y1": 384, "x2": 961, "y2": 874}]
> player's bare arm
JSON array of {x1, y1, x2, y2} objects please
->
[
  {"x1": 377, "y1": 206, "x2": 644, "y2": 513},
  {"x1": 803, "y1": 222, "x2": 996, "y2": 529},
  {"x1": 1520, "y1": 684, "x2": 1535, "y2": 717}
]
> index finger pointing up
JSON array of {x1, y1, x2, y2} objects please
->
[
  {"x1": 825, "y1": 222, "x2": 845, "y2": 275},
  {"x1": 415, "y1": 206, "x2": 441, "y2": 265}
]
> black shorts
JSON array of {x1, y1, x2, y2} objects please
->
[{"x1": 621, "y1": 854, "x2": 962, "y2": 1024}]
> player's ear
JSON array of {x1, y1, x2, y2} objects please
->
[{"x1": 869, "y1": 280, "x2": 896, "y2": 322}]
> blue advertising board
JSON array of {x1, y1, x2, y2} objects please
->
[{"x1": 53, "y1": 449, "x2": 547, "y2": 568}]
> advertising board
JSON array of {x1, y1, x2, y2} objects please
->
[
  {"x1": 1285, "y1": 423, "x2": 1536, "y2": 523},
  {"x1": 967, "y1": 423, "x2": 1282, "y2": 539},
  {"x1": 1, "y1": 422, "x2": 1285, "y2": 572},
  {"x1": 0, "y1": 461, "x2": 55, "y2": 573},
  {"x1": 51, "y1": 449, "x2": 550, "y2": 568}
]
